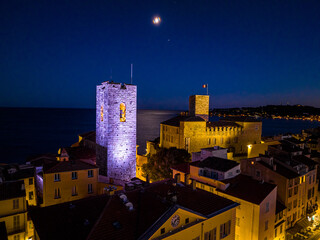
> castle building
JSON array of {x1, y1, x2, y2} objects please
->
[
  {"x1": 96, "y1": 81, "x2": 137, "y2": 181},
  {"x1": 160, "y1": 95, "x2": 262, "y2": 155}
]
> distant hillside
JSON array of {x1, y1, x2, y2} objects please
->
[{"x1": 211, "y1": 105, "x2": 320, "y2": 118}]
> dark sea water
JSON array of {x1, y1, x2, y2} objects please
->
[{"x1": 1, "y1": 108, "x2": 320, "y2": 164}]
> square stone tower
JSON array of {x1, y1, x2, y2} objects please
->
[
  {"x1": 189, "y1": 95, "x2": 209, "y2": 121},
  {"x1": 96, "y1": 81, "x2": 136, "y2": 181}
]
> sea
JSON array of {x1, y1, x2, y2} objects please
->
[{"x1": 1, "y1": 108, "x2": 320, "y2": 164}]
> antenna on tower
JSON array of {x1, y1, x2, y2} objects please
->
[
  {"x1": 130, "y1": 63, "x2": 133, "y2": 84},
  {"x1": 110, "y1": 68, "x2": 113, "y2": 80}
]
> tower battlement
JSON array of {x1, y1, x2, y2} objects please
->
[
  {"x1": 96, "y1": 81, "x2": 136, "y2": 181},
  {"x1": 189, "y1": 95, "x2": 209, "y2": 121}
]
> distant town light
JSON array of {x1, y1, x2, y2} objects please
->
[{"x1": 247, "y1": 144, "x2": 252, "y2": 149}]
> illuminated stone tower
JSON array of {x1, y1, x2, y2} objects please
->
[
  {"x1": 189, "y1": 95, "x2": 209, "y2": 121},
  {"x1": 96, "y1": 81, "x2": 136, "y2": 181}
]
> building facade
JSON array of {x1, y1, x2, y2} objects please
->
[
  {"x1": 160, "y1": 95, "x2": 262, "y2": 155},
  {"x1": 96, "y1": 81, "x2": 136, "y2": 181},
  {"x1": 36, "y1": 161, "x2": 99, "y2": 207},
  {"x1": 0, "y1": 181, "x2": 33, "y2": 240},
  {"x1": 172, "y1": 160, "x2": 277, "y2": 240}
]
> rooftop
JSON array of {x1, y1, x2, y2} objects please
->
[
  {"x1": 88, "y1": 179, "x2": 237, "y2": 240},
  {"x1": 161, "y1": 115, "x2": 205, "y2": 127},
  {"x1": 257, "y1": 159, "x2": 300, "y2": 179},
  {"x1": 10, "y1": 167, "x2": 35, "y2": 180},
  {"x1": 43, "y1": 160, "x2": 98, "y2": 174},
  {"x1": 79, "y1": 131, "x2": 96, "y2": 142},
  {"x1": 219, "y1": 174, "x2": 277, "y2": 205},
  {"x1": 292, "y1": 155, "x2": 317, "y2": 170},
  {"x1": 193, "y1": 157, "x2": 239, "y2": 172},
  {"x1": 62, "y1": 147, "x2": 96, "y2": 160},
  {"x1": 171, "y1": 162, "x2": 193, "y2": 174},
  {"x1": 30, "y1": 195, "x2": 109, "y2": 240},
  {"x1": 206, "y1": 121, "x2": 241, "y2": 128},
  {"x1": 0, "y1": 180, "x2": 25, "y2": 201}
]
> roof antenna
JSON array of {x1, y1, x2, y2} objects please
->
[{"x1": 130, "y1": 63, "x2": 133, "y2": 84}]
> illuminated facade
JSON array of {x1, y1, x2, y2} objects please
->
[
  {"x1": 172, "y1": 161, "x2": 277, "y2": 240},
  {"x1": 96, "y1": 81, "x2": 137, "y2": 181},
  {"x1": 37, "y1": 161, "x2": 99, "y2": 207},
  {"x1": 160, "y1": 95, "x2": 262, "y2": 155},
  {"x1": 241, "y1": 152, "x2": 318, "y2": 237},
  {"x1": 0, "y1": 181, "x2": 34, "y2": 240}
]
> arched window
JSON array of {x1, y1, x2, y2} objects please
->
[
  {"x1": 100, "y1": 106, "x2": 103, "y2": 122},
  {"x1": 120, "y1": 103, "x2": 126, "y2": 122}
]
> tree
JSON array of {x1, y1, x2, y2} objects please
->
[{"x1": 142, "y1": 146, "x2": 191, "y2": 182}]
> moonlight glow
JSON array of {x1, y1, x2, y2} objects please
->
[{"x1": 153, "y1": 16, "x2": 161, "y2": 25}]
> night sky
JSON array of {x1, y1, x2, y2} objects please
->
[{"x1": 1, "y1": 0, "x2": 320, "y2": 110}]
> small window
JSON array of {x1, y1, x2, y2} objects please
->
[
  {"x1": 29, "y1": 191, "x2": 34, "y2": 200},
  {"x1": 256, "y1": 170, "x2": 261, "y2": 178},
  {"x1": 185, "y1": 218, "x2": 189, "y2": 224},
  {"x1": 160, "y1": 228, "x2": 165, "y2": 234},
  {"x1": 29, "y1": 178, "x2": 33, "y2": 185},
  {"x1": 265, "y1": 220, "x2": 268, "y2": 231},
  {"x1": 266, "y1": 202, "x2": 269, "y2": 213},
  {"x1": 100, "y1": 106, "x2": 103, "y2": 122},
  {"x1": 88, "y1": 170, "x2": 94, "y2": 178},
  {"x1": 54, "y1": 173, "x2": 60, "y2": 182},
  {"x1": 120, "y1": 103, "x2": 126, "y2": 122},
  {"x1": 72, "y1": 186, "x2": 77, "y2": 196},
  {"x1": 72, "y1": 172, "x2": 78, "y2": 180},
  {"x1": 88, "y1": 184, "x2": 93, "y2": 194},
  {"x1": 13, "y1": 215, "x2": 20, "y2": 231},
  {"x1": 13, "y1": 199, "x2": 19, "y2": 209},
  {"x1": 54, "y1": 188, "x2": 61, "y2": 199}
]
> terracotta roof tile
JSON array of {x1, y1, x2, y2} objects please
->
[{"x1": 219, "y1": 174, "x2": 276, "y2": 205}]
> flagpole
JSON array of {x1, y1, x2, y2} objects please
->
[{"x1": 207, "y1": 83, "x2": 208, "y2": 95}]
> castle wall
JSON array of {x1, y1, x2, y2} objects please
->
[
  {"x1": 189, "y1": 95, "x2": 209, "y2": 121},
  {"x1": 96, "y1": 82, "x2": 136, "y2": 181}
]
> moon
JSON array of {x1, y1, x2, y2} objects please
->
[{"x1": 152, "y1": 16, "x2": 161, "y2": 25}]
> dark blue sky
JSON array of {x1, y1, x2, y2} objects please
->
[{"x1": 1, "y1": 0, "x2": 320, "y2": 110}]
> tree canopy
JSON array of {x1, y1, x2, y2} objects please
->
[{"x1": 142, "y1": 144, "x2": 191, "y2": 182}]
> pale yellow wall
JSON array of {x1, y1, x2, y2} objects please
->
[
  {"x1": 241, "y1": 158, "x2": 317, "y2": 230},
  {"x1": 215, "y1": 191, "x2": 260, "y2": 240},
  {"x1": 136, "y1": 154, "x2": 148, "y2": 181},
  {"x1": 22, "y1": 177, "x2": 37, "y2": 206},
  {"x1": 247, "y1": 141, "x2": 280, "y2": 158},
  {"x1": 160, "y1": 120, "x2": 261, "y2": 155},
  {"x1": 150, "y1": 207, "x2": 236, "y2": 240},
  {"x1": 0, "y1": 196, "x2": 28, "y2": 240},
  {"x1": 42, "y1": 168, "x2": 99, "y2": 207},
  {"x1": 258, "y1": 188, "x2": 277, "y2": 240}
]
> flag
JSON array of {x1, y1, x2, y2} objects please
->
[{"x1": 202, "y1": 84, "x2": 208, "y2": 88}]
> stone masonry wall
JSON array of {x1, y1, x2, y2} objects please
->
[
  {"x1": 96, "y1": 81, "x2": 136, "y2": 181},
  {"x1": 189, "y1": 95, "x2": 209, "y2": 121}
]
